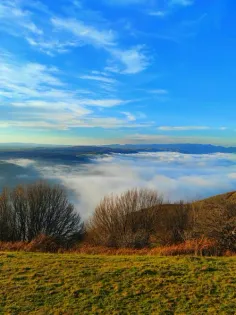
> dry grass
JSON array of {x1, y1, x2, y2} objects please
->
[
  {"x1": 0, "y1": 238, "x2": 235, "y2": 257},
  {"x1": 74, "y1": 239, "x2": 222, "y2": 256}
]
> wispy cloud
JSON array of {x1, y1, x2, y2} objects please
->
[
  {"x1": 0, "y1": 0, "x2": 43, "y2": 37},
  {"x1": 51, "y1": 17, "x2": 116, "y2": 48},
  {"x1": 157, "y1": 126, "x2": 210, "y2": 131},
  {"x1": 0, "y1": 52, "x2": 64, "y2": 101},
  {"x1": 26, "y1": 37, "x2": 79, "y2": 56},
  {"x1": 0, "y1": 1, "x2": 151, "y2": 74},
  {"x1": 79, "y1": 75, "x2": 117, "y2": 84},
  {"x1": 0, "y1": 52, "x2": 146, "y2": 132},
  {"x1": 103, "y1": 0, "x2": 147, "y2": 6},
  {"x1": 148, "y1": 0, "x2": 195, "y2": 19},
  {"x1": 169, "y1": 0, "x2": 194, "y2": 7},
  {"x1": 149, "y1": 89, "x2": 169, "y2": 95},
  {"x1": 148, "y1": 11, "x2": 167, "y2": 18},
  {"x1": 157, "y1": 126, "x2": 229, "y2": 131},
  {"x1": 51, "y1": 17, "x2": 150, "y2": 74},
  {"x1": 122, "y1": 112, "x2": 136, "y2": 121},
  {"x1": 79, "y1": 99, "x2": 129, "y2": 107},
  {"x1": 0, "y1": 116, "x2": 151, "y2": 130}
]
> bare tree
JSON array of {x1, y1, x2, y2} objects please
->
[
  {"x1": 194, "y1": 200, "x2": 236, "y2": 253},
  {"x1": 0, "y1": 182, "x2": 84, "y2": 246},
  {"x1": 0, "y1": 188, "x2": 14, "y2": 241},
  {"x1": 87, "y1": 188, "x2": 163, "y2": 248},
  {"x1": 154, "y1": 202, "x2": 192, "y2": 245}
]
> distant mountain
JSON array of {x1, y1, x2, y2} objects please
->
[
  {"x1": 0, "y1": 145, "x2": 138, "y2": 164},
  {"x1": 0, "y1": 143, "x2": 64, "y2": 149},
  {"x1": 0, "y1": 144, "x2": 235, "y2": 163}
]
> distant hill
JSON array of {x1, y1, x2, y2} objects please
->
[
  {"x1": 107, "y1": 144, "x2": 236, "y2": 154},
  {"x1": 1, "y1": 143, "x2": 236, "y2": 155}
]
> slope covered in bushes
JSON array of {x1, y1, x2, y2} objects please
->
[{"x1": 0, "y1": 182, "x2": 235, "y2": 255}]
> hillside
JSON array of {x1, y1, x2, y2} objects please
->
[
  {"x1": 0, "y1": 252, "x2": 235, "y2": 314},
  {"x1": 197, "y1": 191, "x2": 236, "y2": 205},
  {"x1": 144, "y1": 191, "x2": 236, "y2": 218}
]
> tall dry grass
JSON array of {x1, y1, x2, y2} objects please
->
[{"x1": 0, "y1": 237, "x2": 235, "y2": 256}]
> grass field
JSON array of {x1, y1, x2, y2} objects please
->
[{"x1": 0, "y1": 253, "x2": 235, "y2": 314}]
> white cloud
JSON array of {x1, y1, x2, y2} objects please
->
[
  {"x1": 0, "y1": 53, "x2": 64, "y2": 100},
  {"x1": 228, "y1": 173, "x2": 236, "y2": 179},
  {"x1": 51, "y1": 17, "x2": 150, "y2": 74},
  {"x1": 0, "y1": 121, "x2": 69, "y2": 131},
  {"x1": 79, "y1": 75, "x2": 117, "y2": 84},
  {"x1": 0, "y1": 52, "x2": 142, "y2": 131},
  {"x1": 103, "y1": 0, "x2": 147, "y2": 6},
  {"x1": 11, "y1": 98, "x2": 126, "y2": 109},
  {"x1": 169, "y1": 0, "x2": 194, "y2": 6},
  {"x1": 149, "y1": 89, "x2": 169, "y2": 94},
  {"x1": 158, "y1": 126, "x2": 210, "y2": 131},
  {"x1": 148, "y1": 11, "x2": 167, "y2": 17},
  {"x1": 122, "y1": 112, "x2": 136, "y2": 121},
  {"x1": 0, "y1": 114, "x2": 150, "y2": 130},
  {"x1": 157, "y1": 126, "x2": 230, "y2": 131},
  {"x1": 1, "y1": 1, "x2": 151, "y2": 73},
  {"x1": 5, "y1": 152, "x2": 236, "y2": 217},
  {"x1": 0, "y1": 1, "x2": 43, "y2": 36},
  {"x1": 26, "y1": 37, "x2": 79, "y2": 55},
  {"x1": 80, "y1": 99, "x2": 128, "y2": 107},
  {"x1": 110, "y1": 46, "x2": 149, "y2": 74},
  {"x1": 51, "y1": 17, "x2": 116, "y2": 48}
]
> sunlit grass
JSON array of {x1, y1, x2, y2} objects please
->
[{"x1": 0, "y1": 252, "x2": 235, "y2": 314}]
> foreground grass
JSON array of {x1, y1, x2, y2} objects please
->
[{"x1": 0, "y1": 253, "x2": 235, "y2": 314}]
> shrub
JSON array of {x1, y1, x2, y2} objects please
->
[
  {"x1": 194, "y1": 201, "x2": 236, "y2": 253},
  {"x1": 87, "y1": 188, "x2": 163, "y2": 248},
  {"x1": 0, "y1": 181, "x2": 84, "y2": 247},
  {"x1": 0, "y1": 241, "x2": 28, "y2": 252},
  {"x1": 28, "y1": 234, "x2": 61, "y2": 253},
  {"x1": 153, "y1": 202, "x2": 192, "y2": 245}
]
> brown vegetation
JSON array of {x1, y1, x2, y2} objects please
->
[
  {"x1": 193, "y1": 200, "x2": 236, "y2": 253},
  {"x1": 0, "y1": 182, "x2": 235, "y2": 256},
  {"x1": 87, "y1": 189, "x2": 163, "y2": 248},
  {"x1": 0, "y1": 182, "x2": 84, "y2": 247}
]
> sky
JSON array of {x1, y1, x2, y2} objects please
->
[{"x1": 0, "y1": 0, "x2": 236, "y2": 146}]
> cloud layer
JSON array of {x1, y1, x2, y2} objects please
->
[{"x1": 2, "y1": 152, "x2": 236, "y2": 218}]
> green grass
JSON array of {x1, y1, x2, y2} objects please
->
[{"x1": 0, "y1": 253, "x2": 235, "y2": 314}]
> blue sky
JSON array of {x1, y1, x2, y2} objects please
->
[{"x1": 0, "y1": 0, "x2": 235, "y2": 146}]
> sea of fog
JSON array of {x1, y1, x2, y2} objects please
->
[{"x1": 0, "y1": 152, "x2": 236, "y2": 218}]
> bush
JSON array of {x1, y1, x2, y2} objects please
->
[
  {"x1": 0, "y1": 181, "x2": 84, "y2": 247},
  {"x1": 0, "y1": 241, "x2": 28, "y2": 252},
  {"x1": 194, "y1": 201, "x2": 236, "y2": 253},
  {"x1": 87, "y1": 188, "x2": 163, "y2": 248},
  {"x1": 153, "y1": 202, "x2": 192, "y2": 245},
  {"x1": 28, "y1": 234, "x2": 61, "y2": 253}
]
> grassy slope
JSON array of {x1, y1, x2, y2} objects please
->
[
  {"x1": 0, "y1": 253, "x2": 235, "y2": 314},
  {"x1": 148, "y1": 191, "x2": 236, "y2": 214},
  {"x1": 195, "y1": 191, "x2": 236, "y2": 205}
]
